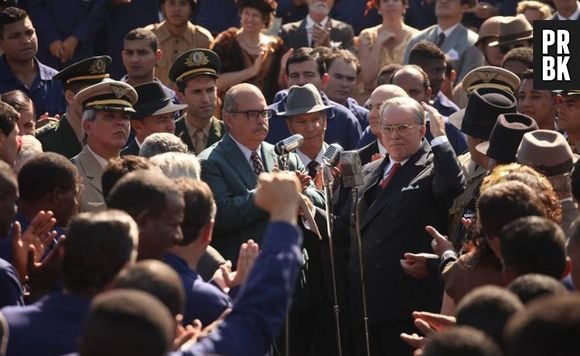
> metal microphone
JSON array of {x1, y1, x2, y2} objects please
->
[
  {"x1": 339, "y1": 150, "x2": 363, "y2": 188},
  {"x1": 323, "y1": 143, "x2": 343, "y2": 167},
  {"x1": 274, "y1": 134, "x2": 304, "y2": 155}
]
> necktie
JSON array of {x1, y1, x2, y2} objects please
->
[
  {"x1": 251, "y1": 151, "x2": 265, "y2": 176},
  {"x1": 379, "y1": 162, "x2": 401, "y2": 189},
  {"x1": 194, "y1": 129, "x2": 206, "y2": 155},
  {"x1": 436, "y1": 32, "x2": 446, "y2": 47},
  {"x1": 307, "y1": 160, "x2": 319, "y2": 179}
]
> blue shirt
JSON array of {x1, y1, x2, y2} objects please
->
[
  {"x1": 268, "y1": 90, "x2": 362, "y2": 150},
  {"x1": 163, "y1": 252, "x2": 232, "y2": 326},
  {"x1": 0, "y1": 56, "x2": 65, "y2": 117},
  {"x1": 1, "y1": 292, "x2": 91, "y2": 355},
  {"x1": 0, "y1": 258, "x2": 24, "y2": 309}
]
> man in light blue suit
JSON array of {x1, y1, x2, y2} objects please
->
[
  {"x1": 198, "y1": 83, "x2": 324, "y2": 262},
  {"x1": 403, "y1": 0, "x2": 483, "y2": 82}
]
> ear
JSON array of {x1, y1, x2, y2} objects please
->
[
  {"x1": 426, "y1": 86, "x2": 433, "y2": 99},
  {"x1": 223, "y1": 112, "x2": 234, "y2": 129},
  {"x1": 563, "y1": 256, "x2": 572, "y2": 279},
  {"x1": 155, "y1": 49, "x2": 163, "y2": 64},
  {"x1": 131, "y1": 119, "x2": 143, "y2": 135},
  {"x1": 201, "y1": 220, "x2": 214, "y2": 245},
  {"x1": 64, "y1": 90, "x2": 76, "y2": 105},
  {"x1": 176, "y1": 89, "x2": 186, "y2": 103},
  {"x1": 321, "y1": 73, "x2": 330, "y2": 86},
  {"x1": 82, "y1": 118, "x2": 92, "y2": 134}
]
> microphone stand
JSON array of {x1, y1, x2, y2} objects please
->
[
  {"x1": 322, "y1": 166, "x2": 343, "y2": 356},
  {"x1": 351, "y1": 187, "x2": 371, "y2": 356},
  {"x1": 278, "y1": 151, "x2": 290, "y2": 356}
]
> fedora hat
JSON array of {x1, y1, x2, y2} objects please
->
[
  {"x1": 277, "y1": 84, "x2": 333, "y2": 117},
  {"x1": 475, "y1": 16, "x2": 502, "y2": 46},
  {"x1": 516, "y1": 130, "x2": 574, "y2": 177},
  {"x1": 488, "y1": 15, "x2": 533, "y2": 47},
  {"x1": 476, "y1": 113, "x2": 538, "y2": 163},
  {"x1": 132, "y1": 82, "x2": 187, "y2": 119},
  {"x1": 449, "y1": 88, "x2": 517, "y2": 139}
]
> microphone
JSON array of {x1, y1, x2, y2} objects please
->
[
  {"x1": 339, "y1": 150, "x2": 363, "y2": 188},
  {"x1": 274, "y1": 134, "x2": 304, "y2": 155},
  {"x1": 323, "y1": 143, "x2": 343, "y2": 167}
]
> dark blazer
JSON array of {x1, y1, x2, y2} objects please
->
[
  {"x1": 120, "y1": 139, "x2": 140, "y2": 156},
  {"x1": 346, "y1": 140, "x2": 465, "y2": 326},
  {"x1": 279, "y1": 17, "x2": 355, "y2": 51},
  {"x1": 198, "y1": 134, "x2": 324, "y2": 261},
  {"x1": 174, "y1": 116, "x2": 226, "y2": 153},
  {"x1": 36, "y1": 114, "x2": 82, "y2": 159},
  {"x1": 357, "y1": 140, "x2": 379, "y2": 166}
]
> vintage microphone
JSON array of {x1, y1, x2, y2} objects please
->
[
  {"x1": 340, "y1": 150, "x2": 371, "y2": 356},
  {"x1": 321, "y1": 143, "x2": 344, "y2": 356},
  {"x1": 274, "y1": 134, "x2": 304, "y2": 171}
]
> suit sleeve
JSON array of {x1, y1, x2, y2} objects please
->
[
  {"x1": 431, "y1": 141, "x2": 466, "y2": 200},
  {"x1": 456, "y1": 45, "x2": 484, "y2": 82},
  {"x1": 184, "y1": 222, "x2": 302, "y2": 356},
  {"x1": 71, "y1": 0, "x2": 107, "y2": 43},
  {"x1": 27, "y1": 0, "x2": 60, "y2": 45}
]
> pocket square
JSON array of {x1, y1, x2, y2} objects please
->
[{"x1": 401, "y1": 184, "x2": 419, "y2": 191}]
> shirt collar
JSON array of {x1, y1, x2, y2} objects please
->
[
  {"x1": 0, "y1": 56, "x2": 53, "y2": 81},
  {"x1": 306, "y1": 15, "x2": 329, "y2": 29},
  {"x1": 184, "y1": 115, "x2": 212, "y2": 140},
  {"x1": 378, "y1": 141, "x2": 387, "y2": 156},
  {"x1": 383, "y1": 156, "x2": 409, "y2": 177},
  {"x1": 437, "y1": 23, "x2": 460, "y2": 38},
  {"x1": 557, "y1": 2, "x2": 580, "y2": 20},
  {"x1": 296, "y1": 143, "x2": 326, "y2": 167},
  {"x1": 229, "y1": 133, "x2": 262, "y2": 163},
  {"x1": 86, "y1": 145, "x2": 110, "y2": 168},
  {"x1": 155, "y1": 21, "x2": 199, "y2": 43}
]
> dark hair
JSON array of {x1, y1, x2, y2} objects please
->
[
  {"x1": 456, "y1": 285, "x2": 524, "y2": 348},
  {"x1": 391, "y1": 64, "x2": 431, "y2": 92},
  {"x1": 18, "y1": 152, "x2": 77, "y2": 201},
  {"x1": 63, "y1": 210, "x2": 138, "y2": 295},
  {"x1": 477, "y1": 180, "x2": 545, "y2": 238},
  {"x1": 422, "y1": 326, "x2": 502, "y2": 356},
  {"x1": 286, "y1": 47, "x2": 326, "y2": 77},
  {"x1": 80, "y1": 289, "x2": 173, "y2": 356},
  {"x1": 160, "y1": 0, "x2": 196, "y2": 11},
  {"x1": 377, "y1": 63, "x2": 403, "y2": 86},
  {"x1": 0, "y1": 101, "x2": 18, "y2": 136},
  {"x1": 409, "y1": 40, "x2": 446, "y2": 63},
  {"x1": 507, "y1": 273, "x2": 567, "y2": 305},
  {"x1": 1, "y1": 90, "x2": 32, "y2": 114},
  {"x1": 501, "y1": 47, "x2": 533, "y2": 69},
  {"x1": 322, "y1": 49, "x2": 361, "y2": 75},
  {"x1": 236, "y1": 0, "x2": 277, "y2": 28},
  {"x1": 177, "y1": 178, "x2": 216, "y2": 246},
  {"x1": 115, "y1": 260, "x2": 185, "y2": 317},
  {"x1": 106, "y1": 170, "x2": 180, "y2": 220},
  {"x1": 500, "y1": 216, "x2": 567, "y2": 280},
  {"x1": 102, "y1": 155, "x2": 156, "y2": 200},
  {"x1": 0, "y1": 7, "x2": 27, "y2": 39},
  {"x1": 506, "y1": 294, "x2": 580, "y2": 356},
  {"x1": 124, "y1": 27, "x2": 159, "y2": 52}
]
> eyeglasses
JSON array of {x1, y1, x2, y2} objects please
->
[
  {"x1": 228, "y1": 109, "x2": 272, "y2": 121},
  {"x1": 381, "y1": 123, "x2": 421, "y2": 136}
]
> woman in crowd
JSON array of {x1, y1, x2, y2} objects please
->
[
  {"x1": 212, "y1": 0, "x2": 284, "y2": 102},
  {"x1": 358, "y1": 0, "x2": 418, "y2": 90},
  {"x1": 517, "y1": 0, "x2": 553, "y2": 23},
  {"x1": 1, "y1": 90, "x2": 35, "y2": 136}
]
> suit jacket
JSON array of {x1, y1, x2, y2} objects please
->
[
  {"x1": 36, "y1": 114, "x2": 82, "y2": 159},
  {"x1": 357, "y1": 140, "x2": 379, "y2": 166},
  {"x1": 71, "y1": 146, "x2": 106, "y2": 212},
  {"x1": 198, "y1": 134, "x2": 324, "y2": 261},
  {"x1": 175, "y1": 116, "x2": 226, "y2": 153},
  {"x1": 279, "y1": 17, "x2": 354, "y2": 51},
  {"x1": 120, "y1": 138, "x2": 140, "y2": 156},
  {"x1": 346, "y1": 140, "x2": 465, "y2": 325},
  {"x1": 403, "y1": 24, "x2": 483, "y2": 81}
]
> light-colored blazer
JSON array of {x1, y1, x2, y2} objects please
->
[{"x1": 71, "y1": 145, "x2": 106, "y2": 213}]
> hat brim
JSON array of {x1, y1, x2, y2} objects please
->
[
  {"x1": 488, "y1": 33, "x2": 533, "y2": 47},
  {"x1": 475, "y1": 141, "x2": 490, "y2": 156},
  {"x1": 152, "y1": 102, "x2": 188, "y2": 116},
  {"x1": 449, "y1": 109, "x2": 465, "y2": 131},
  {"x1": 278, "y1": 104, "x2": 333, "y2": 117}
]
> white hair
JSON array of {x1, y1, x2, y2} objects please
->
[
  {"x1": 150, "y1": 152, "x2": 201, "y2": 180},
  {"x1": 15, "y1": 135, "x2": 43, "y2": 173},
  {"x1": 139, "y1": 132, "x2": 188, "y2": 158}
]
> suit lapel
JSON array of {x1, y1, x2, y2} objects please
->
[
  {"x1": 261, "y1": 143, "x2": 278, "y2": 172},
  {"x1": 76, "y1": 146, "x2": 103, "y2": 195},
  {"x1": 295, "y1": 20, "x2": 309, "y2": 48},
  {"x1": 222, "y1": 135, "x2": 257, "y2": 188},
  {"x1": 175, "y1": 118, "x2": 194, "y2": 152},
  {"x1": 442, "y1": 25, "x2": 464, "y2": 52},
  {"x1": 208, "y1": 117, "x2": 225, "y2": 146}
]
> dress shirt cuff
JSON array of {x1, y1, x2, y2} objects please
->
[{"x1": 430, "y1": 135, "x2": 449, "y2": 147}]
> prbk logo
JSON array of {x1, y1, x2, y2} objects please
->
[{"x1": 534, "y1": 21, "x2": 580, "y2": 90}]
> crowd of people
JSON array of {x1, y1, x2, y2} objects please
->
[{"x1": 0, "y1": 0, "x2": 579, "y2": 355}]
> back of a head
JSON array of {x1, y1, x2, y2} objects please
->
[
  {"x1": 139, "y1": 132, "x2": 188, "y2": 158},
  {"x1": 106, "y1": 169, "x2": 178, "y2": 219},
  {"x1": 18, "y1": 152, "x2": 77, "y2": 202},
  {"x1": 408, "y1": 40, "x2": 446, "y2": 64},
  {"x1": 63, "y1": 210, "x2": 139, "y2": 295},
  {"x1": 80, "y1": 289, "x2": 173, "y2": 356},
  {"x1": 176, "y1": 178, "x2": 216, "y2": 246},
  {"x1": 115, "y1": 260, "x2": 185, "y2": 317},
  {"x1": 507, "y1": 273, "x2": 567, "y2": 305},
  {"x1": 500, "y1": 216, "x2": 567, "y2": 280},
  {"x1": 456, "y1": 285, "x2": 524, "y2": 348},
  {"x1": 150, "y1": 152, "x2": 201, "y2": 180},
  {"x1": 506, "y1": 294, "x2": 580, "y2": 356},
  {"x1": 422, "y1": 326, "x2": 502, "y2": 356},
  {"x1": 101, "y1": 155, "x2": 157, "y2": 200}
]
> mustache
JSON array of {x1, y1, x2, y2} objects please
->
[{"x1": 253, "y1": 125, "x2": 268, "y2": 133}]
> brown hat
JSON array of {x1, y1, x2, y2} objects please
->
[
  {"x1": 476, "y1": 113, "x2": 538, "y2": 163},
  {"x1": 461, "y1": 66, "x2": 521, "y2": 94},
  {"x1": 488, "y1": 15, "x2": 533, "y2": 47},
  {"x1": 475, "y1": 16, "x2": 503, "y2": 46},
  {"x1": 516, "y1": 130, "x2": 574, "y2": 177},
  {"x1": 74, "y1": 80, "x2": 138, "y2": 114},
  {"x1": 277, "y1": 84, "x2": 332, "y2": 117}
]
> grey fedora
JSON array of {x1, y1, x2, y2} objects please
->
[
  {"x1": 516, "y1": 130, "x2": 574, "y2": 177},
  {"x1": 277, "y1": 84, "x2": 333, "y2": 117}
]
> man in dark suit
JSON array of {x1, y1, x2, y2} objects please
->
[
  {"x1": 121, "y1": 82, "x2": 186, "y2": 156},
  {"x1": 198, "y1": 83, "x2": 324, "y2": 262},
  {"x1": 169, "y1": 49, "x2": 226, "y2": 155},
  {"x1": 279, "y1": 0, "x2": 354, "y2": 51},
  {"x1": 343, "y1": 97, "x2": 465, "y2": 355},
  {"x1": 36, "y1": 56, "x2": 111, "y2": 159},
  {"x1": 402, "y1": 0, "x2": 482, "y2": 81}
]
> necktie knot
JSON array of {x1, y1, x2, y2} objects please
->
[{"x1": 436, "y1": 32, "x2": 446, "y2": 47}]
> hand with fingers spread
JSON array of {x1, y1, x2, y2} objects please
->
[
  {"x1": 220, "y1": 239, "x2": 260, "y2": 289},
  {"x1": 400, "y1": 311, "x2": 456, "y2": 351},
  {"x1": 26, "y1": 235, "x2": 65, "y2": 302},
  {"x1": 175, "y1": 319, "x2": 203, "y2": 351},
  {"x1": 425, "y1": 225, "x2": 454, "y2": 257}
]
